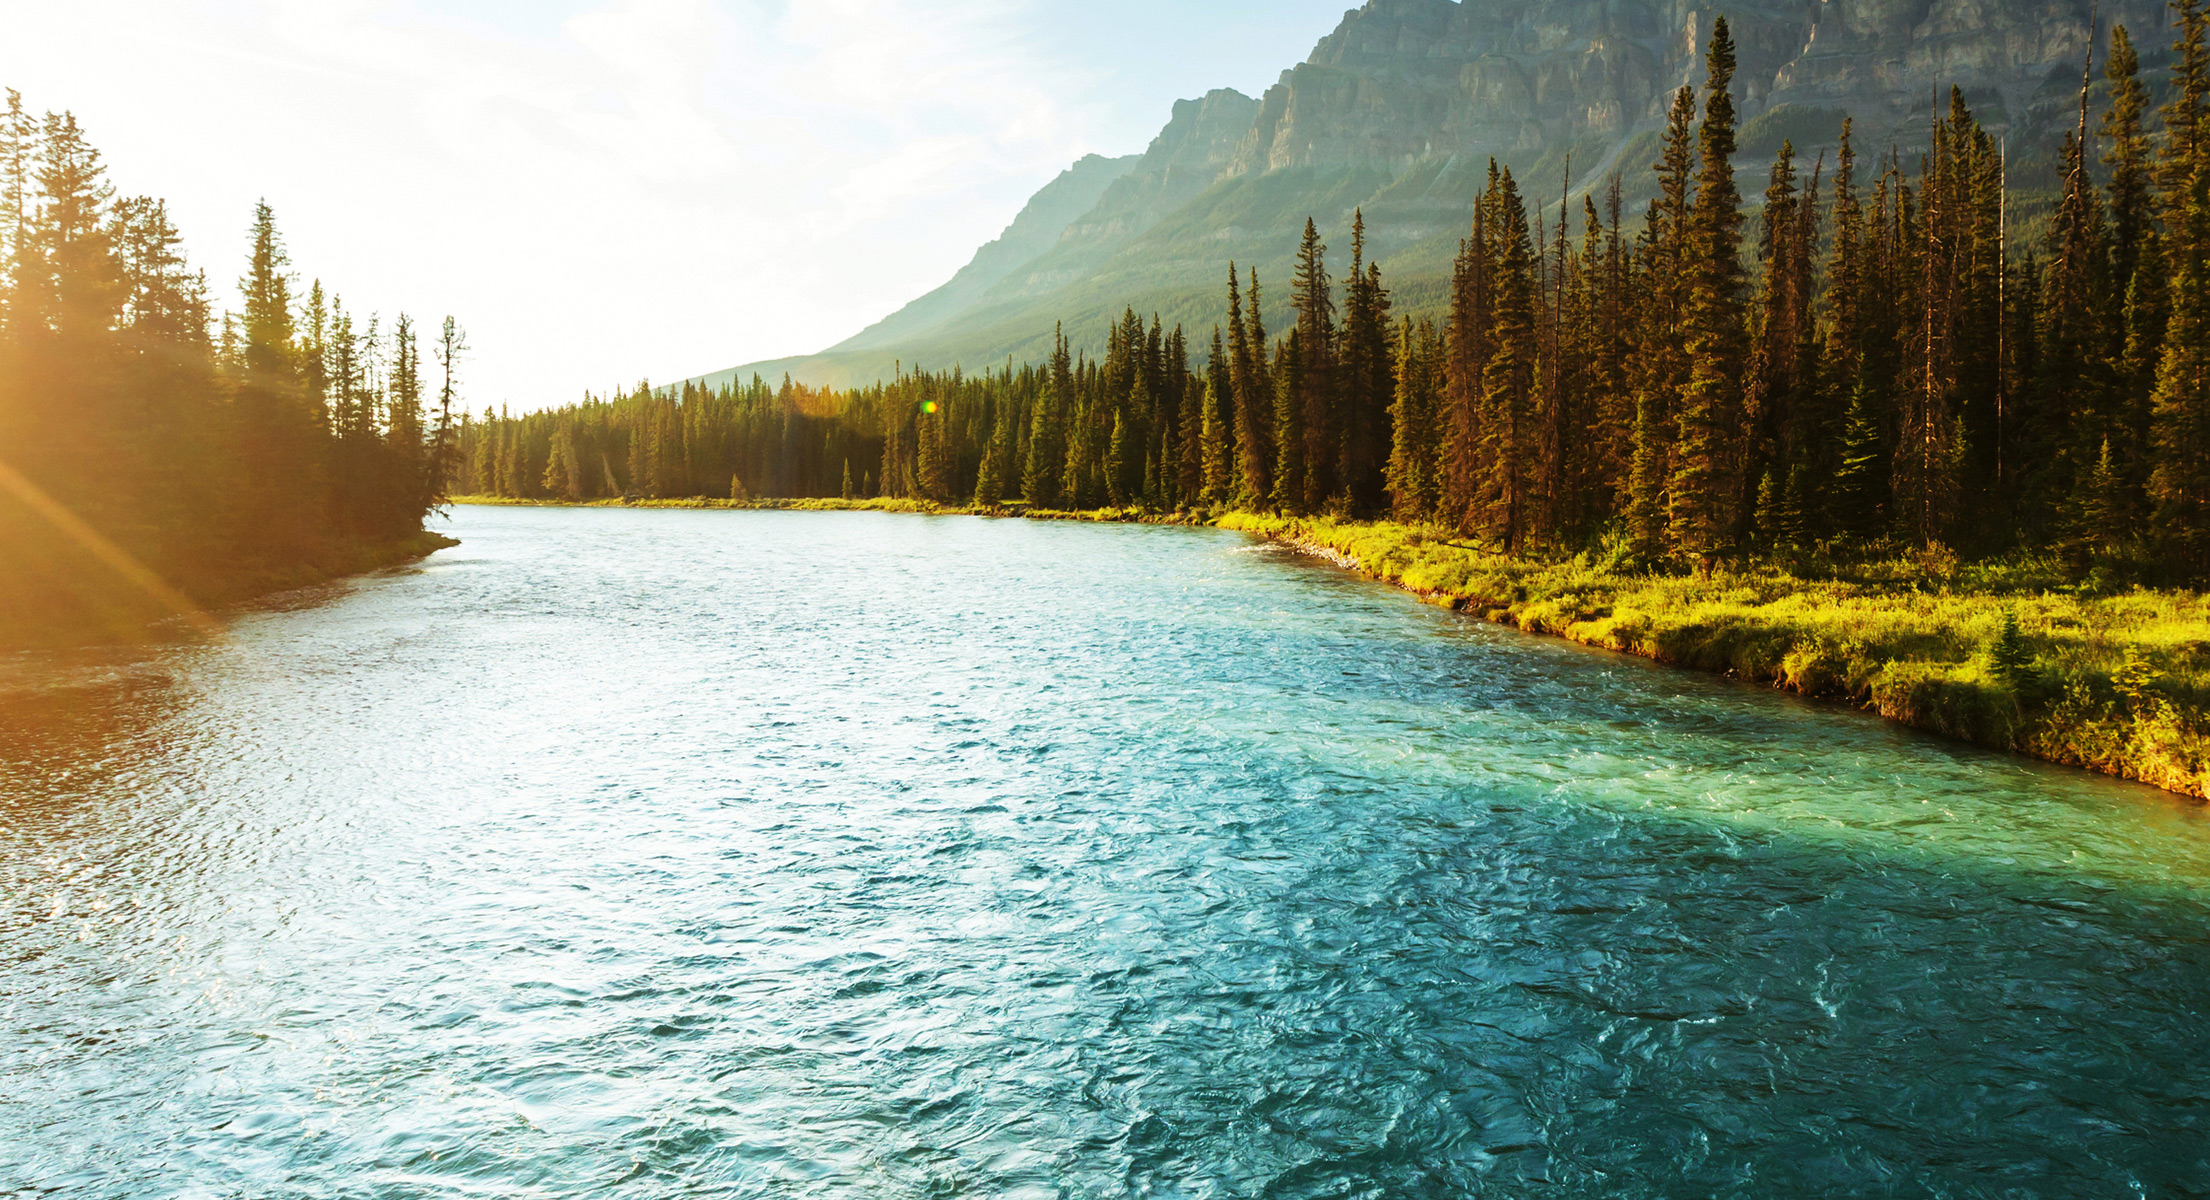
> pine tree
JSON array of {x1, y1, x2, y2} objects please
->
[
  {"x1": 1898, "y1": 97, "x2": 1962, "y2": 549},
  {"x1": 1990, "y1": 609, "x2": 2036, "y2": 690},
  {"x1": 2151, "y1": 0, "x2": 2210, "y2": 572},
  {"x1": 2105, "y1": 25, "x2": 2159, "y2": 317},
  {"x1": 1201, "y1": 326, "x2": 1235, "y2": 504},
  {"x1": 1105, "y1": 406, "x2": 1132, "y2": 507},
  {"x1": 240, "y1": 201, "x2": 295, "y2": 397},
  {"x1": 1625, "y1": 87, "x2": 1699, "y2": 558},
  {"x1": 1834, "y1": 380, "x2": 1888, "y2": 539},
  {"x1": 325, "y1": 298, "x2": 356, "y2": 445},
  {"x1": 503, "y1": 420, "x2": 527, "y2": 498},
  {"x1": 1228, "y1": 265, "x2": 1272, "y2": 506},
  {"x1": 0, "y1": 89, "x2": 33, "y2": 321},
  {"x1": 1532, "y1": 160, "x2": 1575, "y2": 544},
  {"x1": 1810, "y1": 118, "x2": 1865, "y2": 531},
  {"x1": 1557, "y1": 190, "x2": 1625, "y2": 535},
  {"x1": 1442, "y1": 170, "x2": 1496, "y2": 534},
  {"x1": 1669, "y1": 17, "x2": 1749, "y2": 570},
  {"x1": 1271, "y1": 330, "x2": 1305, "y2": 512},
  {"x1": 2040, "y1": 34, "x2": 2116, "y2": 534},
  {"x1": 917, "y1": 391, "x2": 951, "y2": 502},
  {"x1": 108, "y1": 193, "x2": 216, "y2": 532},
  {"x1": 1290, "y1": 218, "x2": 1337, "y2": 511},
  {"x1": 1478, "y1": 168, "x2": 1537, "y2": 550},
  {"x1": 1339, "y1": 210, "x2": 1393, "y2": 513},
  {"x1": 1024, "y1": 326, "x2": 1068, "y2": 507},
  {"x1": 429, "y1": 317, "x2": 466, "y2": 508},
  {"x1": 18, "y1": 113, "x2": 118, "y2": 350},
  {"x1": 975, "y1": 404, "x2": 1008, "y2": 506},
  {"x1": 2071, "y1": 437, "x2": 2126, "y2": 556},
  {"x1": 1386, "y1": 317, "x2": 1444, "y2": 522},
  {"x1": 1061, "y1": 366, "x2": 1095, "y2": 509},
  {"x1": 376, "y1": 313, "x2": 427, "y2": 529},
  {"x1": 1744, "y1": 140, "x2": 1802, "y2": 545},
  {"x1": 2167, "y1": 0, "x2": 2210, "y2": 199},
  {"x1": 542, "y1": 425, "x2": 579, "y2": 500},
  {"x1": 1170, "y1": 325, "x2": 1201, "y2": 504}
]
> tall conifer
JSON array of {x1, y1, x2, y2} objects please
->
[
  {"x1": 1669, "y1": 19, "x2": 1749, "y2": 568},
  {"x1": 1625, "y1": 88, "x2": 1699, "y2": 557},
  {"x1": 1290, "y1": 219, "x2": 1337, "y2": 511},
  {"x1": 1201, "y1": 327, "x2": 1235, "y2": 504},
  {"x1": 2152, "y1": 0, "x2": 2210, "y2": 570},
  {"x1": 1339, "y1": 210, "x2": 1392, "y2": 513},
  {"x1": 1479, "y1": 169, "x2": 1537, "y2": 550},
  {"x1": 1228, "y1": 266, "x2": 1272, "y2": 505},
  {"x1": 1386, "y1": 317, "x2": 1444, "y2": 522},
  {"x1": 1270, "y1": 330, "x2": 1304, "y2": 512},
  {"x1": 1442, "y1": 169, "x2": 1496, "y2": 534}
]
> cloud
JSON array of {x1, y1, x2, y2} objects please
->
[{"x1": 0, "y1": 0, "x2": 1342, "y2": 405}]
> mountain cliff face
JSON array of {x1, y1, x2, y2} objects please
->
[
  {"x1": 1232, "y1": 0, "x2": 2144, "y2": 170},
  {"x1": 841, "y1": 89, "x2": 1262, "y2": 333},
  {"x1": 832, "y1": 152, "x2": 1139, "y2": 355},
  {"x1": 706, "y1": 0, "x2": 2164, "y2": 392}
]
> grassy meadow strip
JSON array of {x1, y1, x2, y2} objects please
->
[{"x1": 1220, "y1": 514, "x2": 2210, "y2": 801}]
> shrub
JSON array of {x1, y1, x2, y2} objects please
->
[
  {"x1": 1989, "y1": 610, "x2": 2037, "y2": 692},
  {"x1": 2112, "y1": 647, "x2": 2162, "y2": 711}
]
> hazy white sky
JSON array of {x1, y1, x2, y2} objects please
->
[{"x1": 0, "y1": 0, "x2": 1350, "y2": 408}]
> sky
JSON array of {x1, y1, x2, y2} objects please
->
[{"x1": 0, "y1": 0, "x2": 1353, "y2": 409}]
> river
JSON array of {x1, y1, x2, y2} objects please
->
[{"x1": 4, "y1": 505, "x2": 2207, "y2": 1198}]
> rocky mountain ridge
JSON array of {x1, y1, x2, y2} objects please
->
[{"x1": 699, "y1": 0, "x2": 2162, "y2": 392}]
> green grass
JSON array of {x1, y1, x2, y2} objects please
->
[{"x1": 1219, "y1": 514, "x2": 2210, "y2": 801}]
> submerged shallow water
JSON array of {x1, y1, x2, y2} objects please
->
[{"x1": 3, "y1": 506, "x2": 2207, "y2": 1199}]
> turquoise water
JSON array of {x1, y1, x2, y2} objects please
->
[{"x1": 3, "y1": 506, "x2": 2206, "y2": 1198}]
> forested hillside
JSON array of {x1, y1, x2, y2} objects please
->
[
  {"x1": 0, "y1": 89, "x2": 463, "y2": 644},
  {"x1": 468, "y1": 11, "x2": 2210, "y2": 584}
]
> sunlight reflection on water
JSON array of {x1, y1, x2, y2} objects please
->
[{"x1": 2, "y1": 505, "x2": 2206, "y2": 1198}]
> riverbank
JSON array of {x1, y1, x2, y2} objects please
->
[
  {"x1": 0, "y1": 529, "x2": 459, "y2": 651},
  {"x1": 448, "y1": 497, "x2": 2209, "y2": 800},
  {"x1": 446, "y1": 494, "x2": 1206, "y2": 523},
  {"x1": 1221, "y1": 514, "x2": 2210, "y2": 802}
]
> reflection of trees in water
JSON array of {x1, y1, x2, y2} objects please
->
[
  {"x1": 0, "y1": 652, "x2": 196, "y2": 825},
  {"x1": 0, "y1": 650, "x2": 236, "y2": 986}
]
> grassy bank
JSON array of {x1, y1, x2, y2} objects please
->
[
  {"x1": 0, "y1": 528, "x2": 460, "y2": 652},
  {"x1": 226, "y1": 529, "x2": 463, "y2": 598},
  {"x1": 1221, "y1": 514, "x2": 2210, "y2": 801}
]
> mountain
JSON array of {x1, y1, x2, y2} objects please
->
[{"x1": 704, "y1": 0, "x2": 2160, "y2": 391}]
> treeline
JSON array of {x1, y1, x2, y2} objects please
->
[
  {"x1": 469, "y1": 6, "x2": 2210, "y2": 582},
  {"x1": 1380, "y1": 11, "x2": 2208, "y2": 577},
  {"x1": 0, "y1": 88, "x2": 466, "y2": 632}
]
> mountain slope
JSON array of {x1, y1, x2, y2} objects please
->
[
  {"x1": 703, "y1": 0, "x2": 2157, "y2": 391},
  {"x1": 827, "y1": 152, "x2": 1140, "y2": 356}
]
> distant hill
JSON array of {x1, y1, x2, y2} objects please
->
[{"x1": 705, "y1": 0, "x2": 2159, "y2": 391}]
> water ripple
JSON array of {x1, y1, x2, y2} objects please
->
[{"x1": 2, "y1": 506, "x2": 2207, "y2": 1198}]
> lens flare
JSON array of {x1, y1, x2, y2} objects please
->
[{"x1": 0, "y1": 457, "x2": 225, "y2": 640}]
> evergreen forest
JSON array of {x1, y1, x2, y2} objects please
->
[
  {"x1": 476, "y1": 10, "x2": 2210, "y2": 585},
  {"x1": 0, "y1": 89, "x2": 464, "y2": 640}
]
